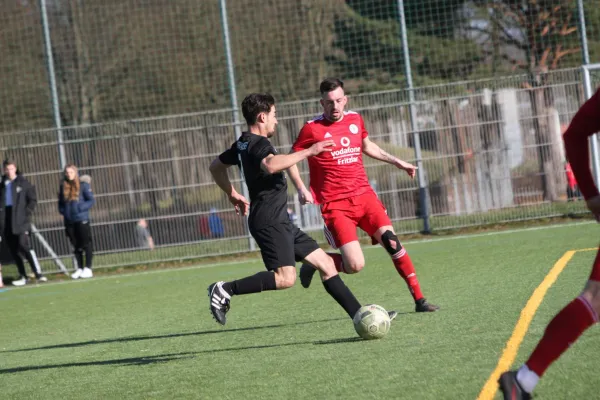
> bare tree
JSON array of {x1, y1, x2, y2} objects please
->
[{"x1": 470, "y1": 0, "x2": 578, "y2": 200}]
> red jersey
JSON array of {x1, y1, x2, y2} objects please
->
[
  {"x1": 292, "y1": 111, "x2": 372, "y2": 204},
  {"x1": 563, "y1": 89, "x2": 600, "y2": 200}
]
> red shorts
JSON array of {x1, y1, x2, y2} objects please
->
[
  {"x1": 321, "y1": 191, "x2": 392, "y2": 249},
  {"x1": 590, "y1": 247, "x2": 600, "y2": 282}
]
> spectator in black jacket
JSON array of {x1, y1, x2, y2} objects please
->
[
  {"x1": 0, "y1": 159, "x2": 46, "y2": 286},
  {"x1": 59, "y1": 164, "x2": 95, "y2": 279}
]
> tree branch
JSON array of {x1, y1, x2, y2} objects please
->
[
  {"x1": 539, "y1": 47, "x2": 551, "y2": 69},
  {"x1": 551, "y1": 47, "x2": 581, "y2": 69}
]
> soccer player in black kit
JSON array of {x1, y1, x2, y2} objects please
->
[{"x1": 207, "y1": 93, "x2": 366, "y2": 326}]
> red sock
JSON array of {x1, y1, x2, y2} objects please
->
[
  {"x1": 526, "y1": 296, "x2": 598, "y2": 376},
  {"x1": 327, "y1": 253, "x2": 346, "y2": 273},
  {"x1": 392, "y1": 250, "x2": 424, "y2": 301}
]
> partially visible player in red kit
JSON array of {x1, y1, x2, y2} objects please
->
[
  {"x1": 498, "y1": 90, "x2": 600, "y2": 399},
  {"x1": 288, "y1": 77, "x2": 439, "y2": 313}
]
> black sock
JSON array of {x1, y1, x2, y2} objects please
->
[
  {"x1": 221, "y1": 271, "x2": 277, "y2": 296},
  {"x1": 322, "y1": 275, "x2": 361, "y2": 318}
]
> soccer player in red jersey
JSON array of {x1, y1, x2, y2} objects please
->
[
  {"x1": 288, "y1": 77, "x2": 439, "y2": 313},
  {"x1": 498, "y1": 90, "x2": 600, "y2": 399}
]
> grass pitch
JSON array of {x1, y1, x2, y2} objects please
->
[{"x1": 0, "y1": 222, "x2": 598, "y2": 399}]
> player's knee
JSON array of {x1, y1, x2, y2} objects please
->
[
  {"x1": 279, "y1": 274, "x2": 296, "y2": 289},
  {"x1": 346, "y1": 259, "x2": 364, "y2": 273},
  {"x1": 380, "y1": 230, "x2": 403, "y2": 257},
  {"x1": 274, "y1": 267, "x2": 296, "y2": 289}
]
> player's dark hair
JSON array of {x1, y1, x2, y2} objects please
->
[
  {"x1": 241, "y1": 93, "x2": 275, "y2": 126},
  {"x1": 319, "y1": 78, "x2": 344, "y2": 94}
]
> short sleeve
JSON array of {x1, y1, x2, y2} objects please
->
[
  {"x1": 360, "y1": 115, "x2": 369, "y2": 139},
  {"x1": 250, "y1": 138, "x2": 276, "y2": 162},
  {"x1": 218, "y1": 142, "x2": 239, "y2": 166},
  {"x1": 292, "y1": 123, "x2": 315, "y2": 152}
]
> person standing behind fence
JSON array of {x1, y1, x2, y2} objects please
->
[
  {"x1": 59, "y1": 164, "x2": 95, "y2": 280},
  {"x1": 0, "y1": 159, "x2": 46, "y2": 286},
  {"x1": 208, "y1": 208, "x2": 224, "y2": 238},
  {"x1": 135, "y1": 219, "x2": 155, "y2": 250}
]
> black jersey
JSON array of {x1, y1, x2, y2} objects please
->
[{"x1": 218, "y1": 132, "x2": 289, "y2": 229}]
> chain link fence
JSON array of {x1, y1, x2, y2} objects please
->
[{"x1": 0, "y1": 0, "x2": 598, "y2": 274}]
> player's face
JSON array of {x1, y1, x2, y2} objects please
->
[
  {"x1": 265, "y1": 105, "x2": 278, "y2": 138},
  {"x1": 320, "y1": 87, "x2": 347, "y2": 122},
  {"x1": 4, "y1": 164, "x2": 16, "y2": 180},
  {"x1": 65, "y1": 167, "x2": 77, "y2": 181}
]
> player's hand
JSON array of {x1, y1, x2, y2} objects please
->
[
  {"x1": 396, "y1": 160, "x2": 418, "y2": 179},
  {"x1": 309, "y1": 140, "x2": 336, "y2": 156},
  {"x1": 298, "y1": 187, "x2": 314, "y2": 205},
  {"x1": 586, "y1": 195, "x2": 600, "y2": 222},
  {"x1": 228, "y1": 193, "x2": 250, "y2": 216}
]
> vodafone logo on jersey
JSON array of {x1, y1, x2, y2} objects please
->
[
  {"x1": 332, "y1": 147, "x2": 360, "y2": 157},
  {"x1": 332, "y1": 136, "x2": 360, "y2": 165}
]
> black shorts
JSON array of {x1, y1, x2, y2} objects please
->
[{"x1": 250, "y1": 221, "x2": 320, "y2": 271}]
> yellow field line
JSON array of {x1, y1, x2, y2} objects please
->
[{"x1": 477, "y1": 249, "x2": 580, "y2": 400}]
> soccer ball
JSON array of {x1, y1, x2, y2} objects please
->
[{"x1": 353, "y1": 304, "x2": 391, "y2": 340}]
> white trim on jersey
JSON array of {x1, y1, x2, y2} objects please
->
[
  {"x1": 307, "y1": 110, "x2": 360, "y2": 125},
  {"x1": 306, "y1": 114, "x2": 325, "y2": 124}
]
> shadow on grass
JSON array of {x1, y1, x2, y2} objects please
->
[
  {"x1": 0, "y1": 335, "x2": 366, "y2": 375},
  {"x1": 4, "y1": 317, "x2": 349, "y2": 353},
  {"x1": 313, "y1": 337, "x2": 363, "y2": 345},
  {"x1": 0, "y1": 352, "x2": 198, "y2": 374}
]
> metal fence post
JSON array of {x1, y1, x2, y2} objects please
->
[
  {"x1": 577, "y1": 0, "x2": 590, "y2": 66},
  {"x1": 397, "y1": 0, "x2": 430, "y2": 233},
  {"x1": 39, "y1": 0, "x2": 66, "y2": 170},
  {"x1": 219, "y1": 0, "x2": 255, "y2": 251}
]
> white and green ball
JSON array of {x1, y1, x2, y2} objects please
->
[{"x1": 352, "y1": 304, "x2": 391, "y2": 340}]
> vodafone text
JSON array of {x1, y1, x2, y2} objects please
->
[{"x1": 332, "y1": 146, "x2": 361, "y2": 165}]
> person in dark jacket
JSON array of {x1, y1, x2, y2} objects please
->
[
  {"x1": 58, "y1": 164, "x2": 95, "y2": 279},
  {"x1": 0, "y1": 159, "x2": 46, "y2": 286}
]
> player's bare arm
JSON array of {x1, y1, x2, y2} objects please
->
[
  {"x1": 260, "y1": 140, "x2": 335, "y2": 174},
  {"x1": 209, "y1": 157, "x2": 250, "y2": 216},
  {"x1": 362, "y1": 137, "x2": 417, "y2": 179},
  {"x1": 286, "y1": 163, "x2": 314, "y2": 204}
]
